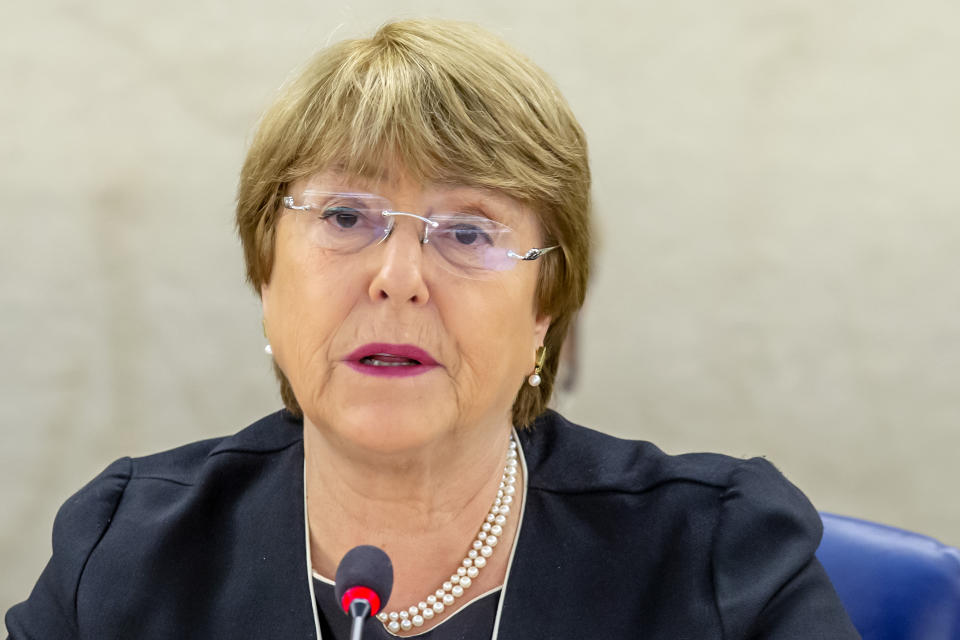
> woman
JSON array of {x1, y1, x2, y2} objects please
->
[{"x1": 6, "y1": 19, "x2": 858, "y2": 639}]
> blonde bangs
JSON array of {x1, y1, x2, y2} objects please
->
[{"x1": 277, "y1": 21, "x2": 581, "y2": 202}]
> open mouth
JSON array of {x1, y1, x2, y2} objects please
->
[
  {"x1": 345, "y1": 343, "x2": 438, "y2": 377},
  {"x1": 360, "y1": 353, "x2": 423, "y2": 367}
]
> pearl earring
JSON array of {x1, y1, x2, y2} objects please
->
[
  {"x1": 527, "y1": 346, "x2": 546, "y2": 387},
  {"x1": 262, "y1": 320, "x2": 272, "y2": 355}
]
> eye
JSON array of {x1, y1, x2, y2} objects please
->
[
  {"x1": 450, "y1": 223, "x2": 486, "y2": 245},
  {"x1": 437, "y1": 216, "x2": 498, "y2": 246},
  {"x1": 321, "y1": 206, "x2": 361, "y2": 229}
]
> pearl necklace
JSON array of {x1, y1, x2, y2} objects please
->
[{"x1": 375, "y1": 436, "x2": 519, "y2": 634}]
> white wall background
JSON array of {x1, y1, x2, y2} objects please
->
[{"x1": 3, "y1": 0, "x2": 959, "y2": 620}]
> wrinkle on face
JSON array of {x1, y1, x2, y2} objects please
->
[{"x1": 267, "y1": 166, "x2": 549, "y2": 456}]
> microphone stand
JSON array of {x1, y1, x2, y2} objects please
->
[{"x1": 348, "y1": 598, "x2": 372, "y2": 640}]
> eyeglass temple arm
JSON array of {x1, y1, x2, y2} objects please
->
[
  {"x1": 507, "y1": 246, "x2": 559, "y2": 261},
  {"x1": 281, "y1": 196, "x2": 310, "y2": 211}
]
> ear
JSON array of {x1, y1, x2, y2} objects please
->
[
  {"x1": 260, "y1": 282, "x2": 271, "y2": 313},
  {"x1": 533, "y1": 312, "x2": 551, "y2": 349}
]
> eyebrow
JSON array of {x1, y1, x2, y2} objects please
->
[
  {"x1": 308, "y1": 170, "x2": 525, "y2": 226},
  {"x1": 433, "y1": 187, "x2": 523, "y2": 224}
]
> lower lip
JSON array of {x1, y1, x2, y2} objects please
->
[{"x1": 344, "y1": 361, "x2": 439, "y2": 378}]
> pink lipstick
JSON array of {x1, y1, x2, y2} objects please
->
[{"x1": 344, "y1": 343, "x2": 439, "y2": 378}]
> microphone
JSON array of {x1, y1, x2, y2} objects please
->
[{"x1": 334, "y1": 545, "x2": 394, "y2": 640}]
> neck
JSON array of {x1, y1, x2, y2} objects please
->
[{"x1": 303, "y1": 417, "x2": 521, "y2": 617}]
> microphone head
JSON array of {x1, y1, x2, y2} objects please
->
[{"x1": 334, "y1": 545, "x2": 394, "y2": 616}]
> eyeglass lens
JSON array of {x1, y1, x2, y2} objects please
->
[{"x1": 289, "y1": 191, "x2": 537, "y2": 276}]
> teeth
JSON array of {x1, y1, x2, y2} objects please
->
[{"x1": 361, "y1": 354, "x2": 420, "y2": 367}]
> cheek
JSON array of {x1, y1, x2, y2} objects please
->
[
  {"x1": 481, "y1": 272, "x2": 540, "y2": 344},
  {"x1": 441, "y1": 274, "x2": 540, "y2": 387},
  {"x1": 265, "y1": 241, "x2": 357, "y2": 375}
]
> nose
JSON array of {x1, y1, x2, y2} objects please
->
[{"x1": 367, "y1": 215, "x2": 430, "y2": 306}]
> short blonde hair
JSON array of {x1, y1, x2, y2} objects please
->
[{"x1": 236, "y1": 19, "x2": 592, "y2": 427}]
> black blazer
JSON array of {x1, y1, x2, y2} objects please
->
[{"x1": 6, "y1": 410, "x2": 858, "y2": 639}]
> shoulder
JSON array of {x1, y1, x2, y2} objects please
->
[
  {"x1": 512, "y1": 411, "x2": 850, "y2": 638},
  {"x1": 125, "y1": 410, "x2": 303, "y2": 484},
  {"x1": 519, "y1": 410, "x2": 795, "y2": 500},
  {"x1": 519, "y1": 410, "x2": 820, "y2": 537},
  {"x1": 54, "y1": 409, "x2": 302, "y2": 555},
  {"x1": 6, "y1": 412, "x2": 302, "y2": 638},
  {"x1": 95, "y1": 409, "x2": 305, "y2": 545}
]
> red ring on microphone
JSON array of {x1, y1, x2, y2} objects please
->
[{"x1": 341, "y1": 585, "x2": 383, "y2": 616}]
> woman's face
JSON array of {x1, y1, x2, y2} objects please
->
[{"x1": 261, "y1": 167, "x2": 551, "y2": 454}]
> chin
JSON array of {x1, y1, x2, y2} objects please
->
[{"x1": 318, "y1": 399, "x2": 457, "y2": 455}]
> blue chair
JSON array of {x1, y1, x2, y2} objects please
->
[{"x1": 816, "y1": 512, "x2": 960, "y2": 640}]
